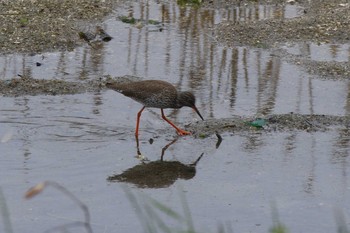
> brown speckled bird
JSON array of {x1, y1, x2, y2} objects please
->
[{"x1": 106, "y1": 80, "x2": 203, "y2": 137}]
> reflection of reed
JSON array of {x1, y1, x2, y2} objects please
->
[
  {"x1": 14, "y1": 97, "x2": 32, "y2": 173},
  {"x1": 78, "y1": 47, "x2": 89, "y2": 79},
  {"x1": 172, "y1": 3, "x2": 285, "y2": 116},
  {"x1": 217, "y1": 3, "x2": 289, "y2": 21},
  {"x1": 307, "y1": 76, "x2": 314, "y2": 114},
  {"x1": 241, "y1": 132, "x2": 264, "y2": 152},
  {"x1": 297, "y1": 43, "x2": 350, "y2": 62},
  {"x1": 346, "y1": 82, "x2": 350, "y2": 114},
  {"x1": 162, "y1": 4, "x2": 171, "y2": 75},
  {"x1": 176, "y1": 6, "x2": 214, "y2": 119},
  {"x1": 295, "y1": 73, "x2": 314, "y2": 114},
  {"x1": 283, "y1": 132, "x2": 316, "y2": 194},
  {"x1": 126, "y1": 4, "x2": 134, "y2": 68},
  {"x1": 92, "y1": 91, "x2": 102, "y2": 115},
  {"x1": 331, "y1": 128, "x2": 350, "y2": 194},
  {"x1": 330, "y1": 44, "x2": 340, "y2": 60},
  {"x1": 332, "y1": 128, "x2": 350, "y2": 160},
  {"x1": 0, "y1": 55, "x2": 34, "y2": 79},
  {"x1": 0, "y1": 31, "x2": 108, "y2": 81},
  {"x1": 89, "y1": 41, "x2": 106, "y2": 74},
  {"x1": 256, "y1": 56, "x2": 281, "y2": 115},
  {"x1": 55, "y1": 51, "x2": 68, "y2": 78},
  {"x1": 121, "y1": 1, "x2": 323, "y2": 118},
  {"x1": 144, "y1": 1, "x2": 150, "y2": 76},
  {"x1": 134, "y1": 3, "x2": 143, "y2": 74},
  {"x1": 229, "y1": 48, "x2": 238, "y2": 109}
]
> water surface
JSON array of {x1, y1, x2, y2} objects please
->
[{"x1": 1, "y1": 1, "x2": 350, "y2": 233}]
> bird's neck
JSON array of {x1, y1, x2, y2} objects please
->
[{"x1": 176, "y1": 92, "x2": 190, "y2": 108}]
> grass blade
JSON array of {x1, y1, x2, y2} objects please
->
[{"x1": 0, "y1": 187, "x2": 13, "y2": 233}]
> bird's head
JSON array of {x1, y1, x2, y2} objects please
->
[{"x1": 178, "y1": 92, "x2": 204, "y2": 121}]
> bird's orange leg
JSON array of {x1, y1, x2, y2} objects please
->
[
  {"x1": 161, "y1": 109, "x2": 191, "y2": 136},
  {"x1": 135, "y1": 106, "x2": 146, "y2": 138}
]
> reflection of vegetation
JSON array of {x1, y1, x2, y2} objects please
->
[
  {"x1": 125, "y1": 188, "x2": 197, "y2": 233},
  {"x1": 270, "y1": 224, "x2": 288, "y2": 233},
  {"x1": 177, "y1": 0, "x2": 202, "y2": 7},
  {"x1": 148, "y1": 19, "x2": 161, "y2": 25},
  {"x1": 119, "y1": 16, "x2": 137, "y2": 24},
  {"x1": 270, "y1": 201, "x2": 288, "y2": 233},
  {"x1": 126, "y1": 189, "x2": 290, "y2": 233},
  {"x1": 118, "y1": 16, "x2": 161, "y2": 25}
]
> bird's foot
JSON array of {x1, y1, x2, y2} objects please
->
[{"x1": 176, "y1": 129, "x2": 192, "y2": 136}]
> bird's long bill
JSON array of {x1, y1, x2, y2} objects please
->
[{"x1": 192, "y1": 106, "x2": 204, "y2": 121}]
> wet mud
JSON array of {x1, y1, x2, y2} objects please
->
[
  {"x1": 0, "y1": 76, "x2": 109, "y2": 96},
  {"x1": 189, "y1": 114, "x2": 350, "y2": 137},
  {"x1": 215, "y1": 1, "x2": 350, "y2": 47},
  {"x1": 0, "y1": 0, "x2": 122, "y2": 54}
]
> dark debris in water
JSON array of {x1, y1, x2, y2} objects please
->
[
  {"x1": 215, "y1": 132, "x2": 223, "y2": 149},
  {"x1": 118, "y1": 16, "x2": 161, "y2": 25},
  {"x1": 79, "y1": 26, "x2": 113, "y2": 44},
  {"x1": 118, "y1": 15, "x2": 164, "y2": 31}
]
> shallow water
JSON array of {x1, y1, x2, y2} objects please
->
[
  {"x1": 1, "y1": 1, "x2": 350, "y2": 233},
  {"x1": 283, "y1": 43, "x2": 350, "y2": 62}
]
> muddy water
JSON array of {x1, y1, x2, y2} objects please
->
[{"x1": 1, "y1": 1, "x2": 350, "y2": 233}]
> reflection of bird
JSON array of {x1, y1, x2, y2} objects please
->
[
  {"x1": 107, "y1": 153, "x2": 203, "y2": 188},
  {"x1": 106, "y1": 80, "x2": 204, "y2": 137}
]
